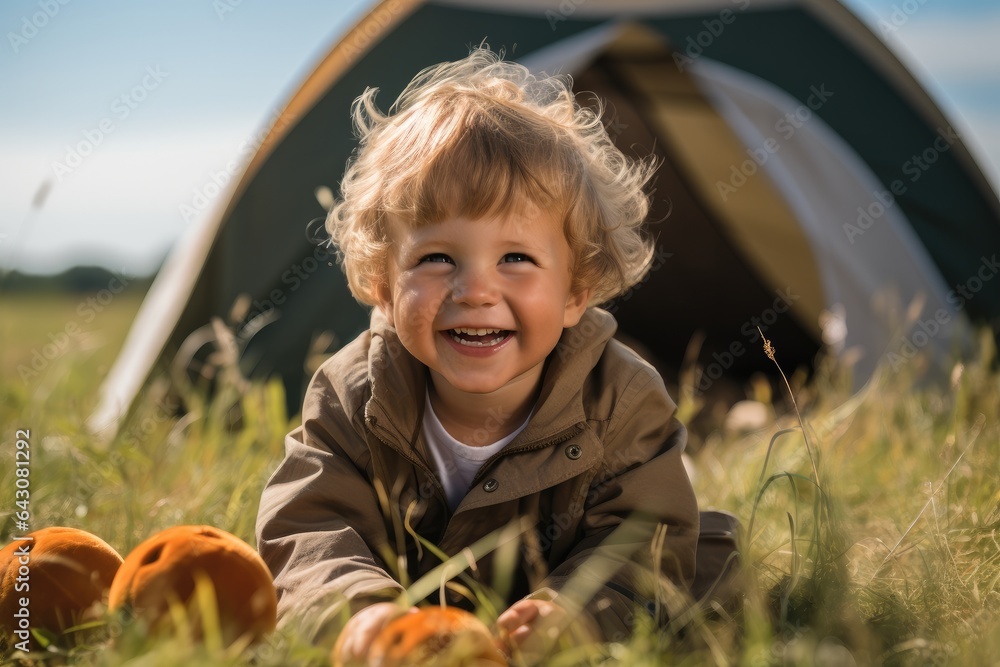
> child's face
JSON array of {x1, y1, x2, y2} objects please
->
[{"x1": 378, "y1": 206, "x2": 589, "y2": 397}]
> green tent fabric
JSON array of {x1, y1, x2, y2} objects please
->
[{"x1": 91, "y1": 0, "x2": 1000, "y2": 435}]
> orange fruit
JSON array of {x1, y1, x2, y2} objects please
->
[
  {"x1": 108, "y1": 525, "x2": 276, "y2": 646},
  {"x1": 338, "y1": 606, "x2": 506, "y2": 667},
  {"x1": 0, "y1": 527, "x2": 122, "y2": 649}
]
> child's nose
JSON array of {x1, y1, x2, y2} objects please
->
[{"x1": 450, "y1": 267, "x2": 499, "y2": 306}]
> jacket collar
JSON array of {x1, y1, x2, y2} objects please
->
[{"x1": 364, "y1": 307, "x2": 618, "y2": 451}]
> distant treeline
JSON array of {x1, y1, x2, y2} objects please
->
[{"x1": 0, "y1": 265, "x2": 156, "y2": 294}]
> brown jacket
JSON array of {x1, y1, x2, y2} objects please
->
[{"x1": 255, "y1": 307, "x2": 700, "y2": 641}]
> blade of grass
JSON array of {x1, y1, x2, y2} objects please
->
[{"x1": 866, "y1": 414, "x2": 985, "y2": 586}]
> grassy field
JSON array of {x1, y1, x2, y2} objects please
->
[{"x1": 1, "y1": 292, "x2": 998, "y2": 665}]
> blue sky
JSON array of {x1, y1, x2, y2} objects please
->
[{"x1": 1, "y1": 0, "x2": 997, "y2": 275}]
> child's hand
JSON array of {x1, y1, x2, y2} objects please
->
[
  {"x1": 496, "y1": 598, "x2": 597, "y2": 664},
  {"x1": 332, "y1": 602, "x2": 414, "y2": 666}
]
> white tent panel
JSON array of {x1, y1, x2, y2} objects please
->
[{"x1": 689, "y1": 57, "x2": 967, "y2": 380}]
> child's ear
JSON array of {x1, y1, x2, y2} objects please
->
[{"x1": 563, "y1": 287, "x2": 590, "y2": 328}]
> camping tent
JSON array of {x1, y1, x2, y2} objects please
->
[{"x1": 91, "y1": 0, "x2": 1000, "y2": 433}]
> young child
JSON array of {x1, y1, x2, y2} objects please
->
[{"x1": 256, "y1": 48, "x2": 705, "y2": 662}]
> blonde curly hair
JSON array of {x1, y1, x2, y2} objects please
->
[{"x1": 327, "y1": 47, "x2": 658, "y2": 307}]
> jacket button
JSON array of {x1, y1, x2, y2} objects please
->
[
  {"x1": 565, "y1": 444, "x2": 582, "y2": 460},
  {"x1": 483, "y1": 478, "x2": 499, "y2": 492}
]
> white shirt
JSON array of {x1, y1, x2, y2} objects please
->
[{"x1": 422, "y1": 390, "x2": 531, "y2": 511}]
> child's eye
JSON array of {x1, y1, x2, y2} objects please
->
[
  {"x1": 420, "y1": 253, "x2": 453, "y2": 264},
  {"x1": 501, "y1": 253, "x2": 532, "y2": 264}
]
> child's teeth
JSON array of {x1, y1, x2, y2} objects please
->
[
  {"x1": 454, "y1": 327, "x2": 501, "y2": 335},
  {"x1": 449, "y1": 330, "x2": 508, "y2": 347}
]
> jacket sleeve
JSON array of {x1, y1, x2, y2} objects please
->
[
  {"x1": 255, "y1": 375, "x2": 404, "y2": 634},
  {"x1": 540, "y1": 368, "x2": 700, "y2": 642}
]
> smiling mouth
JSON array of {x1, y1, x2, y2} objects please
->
[{"x1": 446, "y1": 327, "x2": 513, "y2": 347}]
